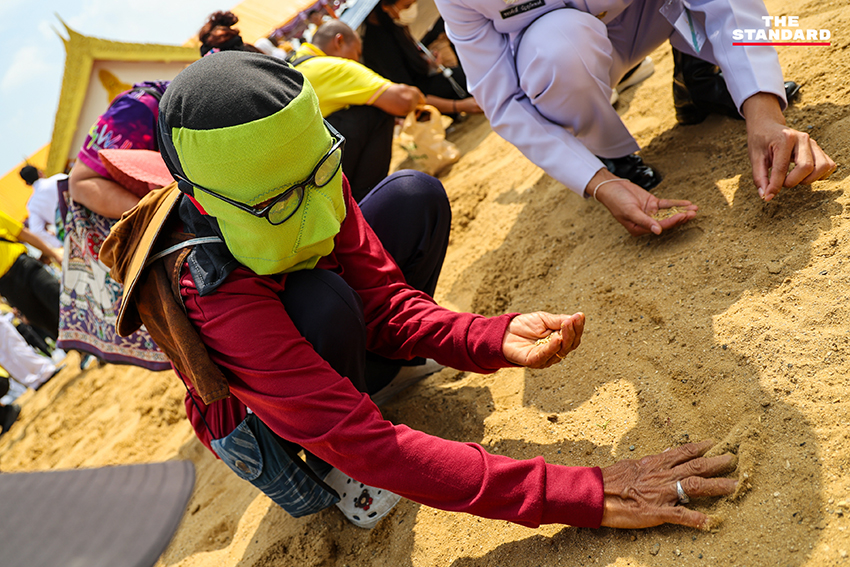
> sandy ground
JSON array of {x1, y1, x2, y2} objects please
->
[{"x1": 2, "y1": 1, "x2": 850, "y2": 565}]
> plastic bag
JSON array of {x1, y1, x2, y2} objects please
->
[{"x1": 398, "y1": 105, "x2": 460, "y2": 176}]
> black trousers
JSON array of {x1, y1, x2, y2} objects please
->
[
  {"x1": 278, "y1": 170, "x2": 451, "y2": 477},
  {"x1": 282, "y1": 170, "x2": 451, "y2": 394},
  {"x1": 326, "y1": 105, "x2": 396, "y2": 203},
  {"x1": 15, "y1": 322, "x2": 53, "y2": 356},
  {"x1": 0, "y1": 254, "x2": 60, "y2": 340}
]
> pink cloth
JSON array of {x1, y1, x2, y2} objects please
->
[{"x1": 98, "y1": 149, "x2": 174, "y2": 197}]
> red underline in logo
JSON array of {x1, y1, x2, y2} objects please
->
[{"x1": 732, "y1": 42, "x2": 831, "y2": 46}]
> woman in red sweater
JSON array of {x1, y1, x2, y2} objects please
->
[{"x1": 106, "y1": 51, "x2": 736, "y2": 532}]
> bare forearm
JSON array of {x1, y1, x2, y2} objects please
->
[
  {"x1": 425, "y1": 95, "x2": 455, "y2": 114},
  {"x1": 69, "y1": 175, "x2": 139, "y2": 219},
  {"x1": 426, "y1": 94, "x2": 482, "y2": 114},
  {"x1": 741, "y1": 92, "x2": 785, "y2": 126},
  {"x1": 374, "y1": 84, "x2": 425, "y2": 116},
  {"x1": 17, "y1": 227, "x2": 61, "y2": 264}
]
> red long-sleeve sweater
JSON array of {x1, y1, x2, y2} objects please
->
[{"x1": 180, "y1": 184, "x2": 603, "y2": 528}]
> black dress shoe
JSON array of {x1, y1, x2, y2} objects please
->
[
  {"x1": 673, "y1": 48, "x2": 801, "y2": 125},
  {"x1": 0, "y1": 403, "x2": 21, "y2": 436},
  {"x1": 597, "y1": 154, "x2": 662, "y2": 191}
]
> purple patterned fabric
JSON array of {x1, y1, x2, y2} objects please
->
[{"x1": 76, "y1": 82, "x2": 167, "y2": 183}]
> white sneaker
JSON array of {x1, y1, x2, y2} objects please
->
[
  {"x1": 371, "y1": 359, "x2": 444, "y2": 406},
  {"x1": 611, "y1": 57, "x2": 655, "y2": 104},
  {"x1": 323, "y1": 468, "x2": 401, "y2": 529}
]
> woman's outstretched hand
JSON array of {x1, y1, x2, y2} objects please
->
[
  {"x1": 502, "y1": 312, "x2": 585, "y2": 368},
  {"x1": 601, "y1": 439, "x2": 738, "y2": 530}
]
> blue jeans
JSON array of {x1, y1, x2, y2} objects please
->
[{"x1": 212, "y1": 414, "x2": 338, "y2": 517}]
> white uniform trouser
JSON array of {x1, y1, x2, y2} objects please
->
[
  {"x1": 0, "y1": 314, "x2": 56, "y2": 389},
  {"x1": 514, "y1": 0, "x2": 720, "y2": 159}
]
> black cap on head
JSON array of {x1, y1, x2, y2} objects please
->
[
  {"x1": 157, "y1": 50, "x2": 312, "y2": 195},
  {"x1": 19, "y1": 165, "x2": 38, "y2": 185}
]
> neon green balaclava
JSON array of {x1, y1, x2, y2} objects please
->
[{"x1": 158, "y1": 51, "x2": 346, "y2": 275}]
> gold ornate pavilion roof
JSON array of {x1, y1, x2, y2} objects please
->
[
  {"x1": 182, "y1": 0, "x2": 321, "y2": 51},
  {"x1": 234, "y1": 0, "x2": 320, "y2": 43},
  {"x1": 46, "y1": 19, "x2": 198, "y2": 177},
  {"x1": 2, "y1": 2, "x2": 319, "y2": 220}
]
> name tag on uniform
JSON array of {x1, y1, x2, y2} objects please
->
[
  {"x1": 500, "y1": 0, "x2": 544, "y2": 19},
  {"x1": 660, "y1": 1, "x2": 706, "y2": 52}
]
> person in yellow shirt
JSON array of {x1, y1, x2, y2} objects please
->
[
  {"x1": 290, "y1": 20, "x2": 425, "y2": 201},
  {"x1": 0, "y1": 209, "x2": 62, "y2": 340}
]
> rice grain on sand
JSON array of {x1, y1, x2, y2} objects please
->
[{"x1": 652, "y1": 205, "x2": 686, "y2": 221}]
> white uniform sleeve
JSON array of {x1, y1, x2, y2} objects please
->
[
  {"x1": 26, "y1": 190, "x2": 62, "y2": 250},
  {"x1": 437, "y1": 0, "x2": 606, "y2": 196},
  {"x1": 439, "y1": 0, "x2": 786, "y2": 195}
]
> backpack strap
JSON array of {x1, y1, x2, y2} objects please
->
[
  {"x1": 145, "y1": 236, "x2": 222, "y2": 267},
  {"x1": 285, "y1": 52, "x2": 317, "y2": 67},
  {"x1": 131, "y1": 86, "x2": 164, "y2": 102}
]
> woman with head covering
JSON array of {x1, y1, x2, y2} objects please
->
[{"x1": 103, "y1": 52, "x2": 737, "y2": 532}]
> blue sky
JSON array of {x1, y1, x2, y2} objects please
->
[{"x1": 0, "y1": 0, "x2": 231, "y2": 176}]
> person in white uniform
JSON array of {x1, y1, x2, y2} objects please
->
[
  {"x1": 0, "y1": 312, "x2": 61, "y2": 391},
  {"x1": 19, "y1": 166, "x2": 66, "y2": 250},
  {"x1": 434, "y1": 0, "x2": 836, "y2": 236}
]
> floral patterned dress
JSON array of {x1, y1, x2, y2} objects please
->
[{"x1": 57, "y1": 82, "x2": 171, "y2": 370}]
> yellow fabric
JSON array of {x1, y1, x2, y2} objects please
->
[
  {"x1": 180, "y1": 90, "x2": 346, "y2": 275},
  {"x1": 229, "y1": 0, "x2": 318, "y2": 44},
  {"x1": 0, "y1": 209, "x2": 27, "y2": 278},
  {"x1": 0, "y1": 144, "x2": 49, "y2": 222},
  {"x1": 294, "y1": 44, "x2": 392, "y2": 117}
]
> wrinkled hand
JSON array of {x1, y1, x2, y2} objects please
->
[
  {"x1": 593, "y1": 176, "x2": 698, "y2": 237},
  {"x1": 601, "y1": 439, "x2": 737, "y2": 530},
  {"x1": 502, "y1": 312, "x2": 584, "y2": 368},
  {"x1": 743, "y1": 92, "x2": 836, "y2": 202}
]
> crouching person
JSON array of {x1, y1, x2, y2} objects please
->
[{"x1": 102, "y1": 52, "x2": 737, "y2": 531}]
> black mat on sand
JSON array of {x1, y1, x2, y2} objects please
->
[{"x1": 0, "y1": 461, "x2": 195, "y2": 567}]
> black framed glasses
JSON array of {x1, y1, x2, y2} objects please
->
[{"x1": 176, "y1": 121, "x2": 345, "y2": 226}]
